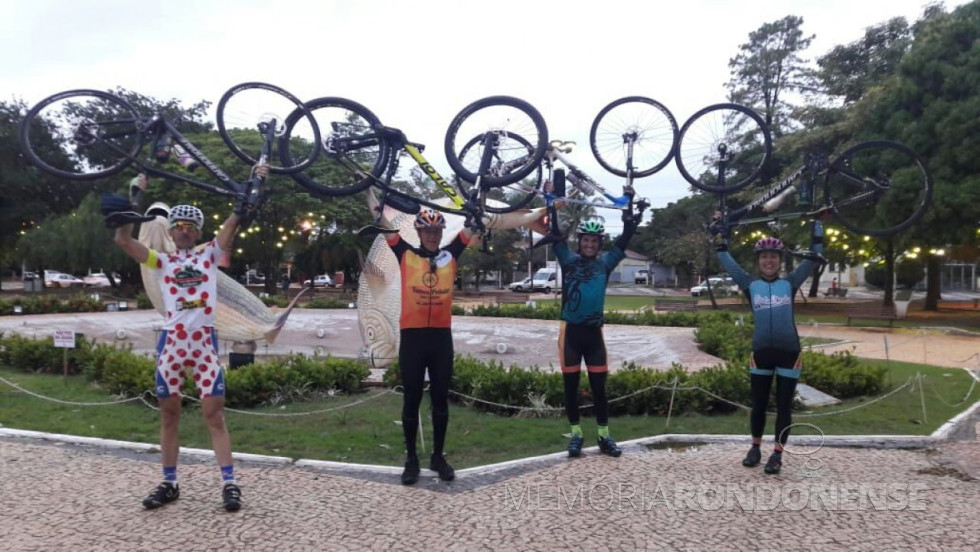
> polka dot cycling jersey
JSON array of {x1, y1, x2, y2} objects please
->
[{"x1": 144, "y1": 240, "x2": 219, "y2": 330}]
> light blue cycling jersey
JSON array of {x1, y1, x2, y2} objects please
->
[
  {"x1": 554, "y1": 241, "x2": 625, "y2": 326},
  {"x1": 717, "y1": 246, "x2": 821, "y2": 353}
]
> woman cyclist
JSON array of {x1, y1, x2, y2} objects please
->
[{"x1": 714, "y1": 220, "x2": 823, "y2": 474}]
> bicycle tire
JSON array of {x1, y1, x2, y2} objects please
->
[
  {"x1": 589, "y1": 96, "x2": 678, "y2": 177},
  {"x1": 281, "y1": 96, "x2": 388, "y2": 197},
  {"x1": 675, "y1": 103, "x2": 772, "y2": 193},
  {"x1": 216, "y1": 82, "x2": 320, "y2": 175},
  {"x1": 20, "y1": 89, "x2": 143, "y2": 180},
  {"x1": 457, "y1": 132, "x2": 541, "y2": 213},
  {"x1": 824, "y1": 140, "x2": 931, "y2": 237},
  {"x1": 444, "y1": 96, "x2": 548, "y2": 187}
]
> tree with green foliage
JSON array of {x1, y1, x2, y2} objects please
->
[
  {"x1": 817, "y1": 17, "x2": 913, "y2": 104},
  {"x1": 727, "y1": 15, "x2": 818, "y2": 136},
  {"x1": 849, "y1": 2, "x2": 980, "y2": 309}
]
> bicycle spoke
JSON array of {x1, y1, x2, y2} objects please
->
[
  {"x1": 675, "y1": 103, "x2": 771, "y2": 193},
  {"x1": 825, "y1": 141, "x2": 931, "y2": 237},
  {"x1": 20, "y1": 90, "x2": 141, "y2": 180},
  {"x1": 590, "y1": 96, "x2": 677, "y2": 177},
  {"x1": 282, "y1": 97, "x2": 385, "y2": 197},
  {"x1": 217, "y1": 82, "x2": 319, "y2": 174},
  {"x1": 445, "y1": 96, "x2": 547, "y2": 187},
  {"x1": 456, "y1": 133, "x2": 540, "y2": 213}
]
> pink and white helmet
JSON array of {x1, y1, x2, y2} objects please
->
[{"x1": 754, "y1": 236, "x2": 784, "y2": 254}]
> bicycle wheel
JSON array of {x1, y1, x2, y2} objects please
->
[
  {"x1": 824, "y1": 140, "x2": 931, "y2": 237},
  {"x1": 281, "y1": 96, "x2": 388, "y2": 197},
  {"x1": 445, "y1": 96, "x2": 547, "y2": 187},
  {"x1": 675, "y1": 103, "x2": 771, "y2": 193},
  {"x1": 456, "y1": 133, "x2": 541, "y2": 213},
  {"x1": 216, "y1": 82, "x2": 320, "y2": 175},
  {"x1": 590, "y1": 96, "x2": 678, "y2": 178},
  {"x1": 20, "y1": 89, "x2": 142, "y2": 180}
]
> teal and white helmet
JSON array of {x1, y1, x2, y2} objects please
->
[
  {"x1": 168, "y1": 204, "x2": 204, "y2": 230},
  {"x1": 577, "y1": 220, "x2": 605, "y2": 236}
]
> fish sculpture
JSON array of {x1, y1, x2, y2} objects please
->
[
  {"x1": 138, "y1": 211, "x2": 306, "y2": 344},
  {"x1": 357, "y1": 201, "x2": 547, "y2": 367}
]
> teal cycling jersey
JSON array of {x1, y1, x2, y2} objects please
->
[
  {"x1": 554, "y1": 241, "x2": 625, "y2": 326},
  {"x1": 717, "y1": 247, "x2": 821, "y2": 353}
]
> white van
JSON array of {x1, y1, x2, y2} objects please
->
[{"x1": 532, "y1": 267, "x2": 561, "y2": 293}]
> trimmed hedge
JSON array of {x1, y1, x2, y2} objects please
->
[{"x1": 0, "y1": 332, "x2": 368, "y2": 409}]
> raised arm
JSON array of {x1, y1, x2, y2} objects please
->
[
  {"x1": 364, "y1": 187, "x2": 393, "y2": 229},
  {"x1": 114, "y1": 224, "x2": 150, "y2": 264},
  {"x1": 216, "y1": 213, "x2": 241, "y2": 253},
  {"x1": 711, "y1": 218, "x2": 753, "y2": 289},
  {"x1": 787, "y1": 220, "x2": 824, "y2": 290}
]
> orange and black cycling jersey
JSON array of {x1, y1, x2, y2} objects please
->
[{"x1": 387, "y1": 232, "x2": 469, "y2": 329}]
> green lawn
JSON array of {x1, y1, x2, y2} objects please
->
[{"x1": 1, "y1": 358, "x2": 973, "y2": 468}]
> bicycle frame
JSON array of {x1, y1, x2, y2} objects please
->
[
  {"x1": 541, "y1": 142, "x2": 633, "y2": 210},
  {"x1": 135, "y1": 115, "x2": 264, "y2": 200},
  {"x1": 720, "y1": 152, "x2": 831, "y2": 230},
  {"x1": 328, "y1": 122, "x2": 491, "y2": 220}
]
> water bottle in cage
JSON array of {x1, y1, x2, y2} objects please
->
[
  {"x1": 153, "y1": 133, "x2": 172, "y2": 163},
  {"x1": 171, "y1": 144, "x2": 200, "y2": 171}
]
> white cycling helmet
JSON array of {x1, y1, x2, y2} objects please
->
[
  {"x1": 145, "y1": 202, "x2": 171, "y2": 218},
  {"x1": 168, "y1": 204, "x2": 204, "y2": 230}
]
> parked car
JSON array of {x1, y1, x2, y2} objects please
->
[
  {"x1": 508, "y1": 277, "x2": 533, "y2": 292},
  {"x1": 23, "y1": 271, "x2": 38, "y2": 280},
  {"x1": 45, "y1": 272, "x2": 84, "y2": 288},
  {"x1": 303, "y1": 274, "x2": 334, "y2": 288},
  {"x1": 83, "y1": 272, "x2": 117, "y2": 287},
  {"x1": 634, "y1": 269, "x2": 650, "y2": 284},
  {"x1": 240, "y1": 269, "x2": 265, "y2": 285},
  {"x1": 690, "y1": 277, "x2": 737, "y2": 297}
]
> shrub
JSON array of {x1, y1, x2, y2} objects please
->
[
  {"x1": 694, "y1": 314, "x2": 753, "y2": 360},
  {"x1": 0, "y1": 332, "x2": 91, "y2": 375},
  {"x1": 896, "y1": 259, "x2": 925, "y2": 289},
  {"x1": 799, "y1": 350, "x2": 887, "y2": 398},
  {"x1": 261, "y1": 295, "x2": 291, "y2": 308},
  {"x1": 99, "y1": 349, "x2": 156, "y2": 395},
  {"x1": 304, "y1": 297, "x2": 354, "y2": 309},
  {"x1": 223, "y1": 354, "x2": 369, "y2": 408}
]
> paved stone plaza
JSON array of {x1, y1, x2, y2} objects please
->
[{"x1": 1, "y1": 427, "x2": 979, "y2": 550}]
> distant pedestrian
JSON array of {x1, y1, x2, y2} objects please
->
[{"x1": 281, "y1": 273, "x2": 290, "y2": 296}]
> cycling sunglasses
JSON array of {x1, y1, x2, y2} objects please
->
[{"x1": 171, "y1": 221, "x2": 200, "y2": 232}]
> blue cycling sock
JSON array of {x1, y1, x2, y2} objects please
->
[
  {"x1": 220, "y1": 465, "x2": 236, "y2": 485},
  {"x1": 162, "y1": 466, "x2": 177, "y2": 484}
]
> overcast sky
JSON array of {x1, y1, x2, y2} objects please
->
[{"x1": 1, "y1": 0, "x2": 964, "y2": 229}]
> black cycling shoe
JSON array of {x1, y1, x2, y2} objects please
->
[
  {"x1": 429, "y1": 453, "x2": 456, "y2": 482},
  {"x1": 742, "y1": 446, "x2": 762, "y2": 467},
  {"x1": 222, "y1": 483, "x2": 243, "y2": 512},
  {"x1": 142, "y1": 482, "x2": 179, "y2": 509},
  {"x1": 401, "y1": 455, "x2": 420, "y2": 485},
  {"x1": 567, "y1": 435, "x2": 584, "y2": 458},
  {"x1": 763, "y1": 452, "x2": 783, "y2": 475},
  {"x1": 598, "y1": 436, "x2": 623, "y2": 457}
]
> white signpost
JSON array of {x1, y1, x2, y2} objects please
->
[{"x1": 53, "y1": 329, "x2": 75, "y2": 384}]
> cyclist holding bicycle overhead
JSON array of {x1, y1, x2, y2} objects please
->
[
  {"x1": 364, "y1": 190, "x2": 477, "y2": 485},
  {"x1": 712, "y1": 217, "x2": 823, "y2": 475},
  {"x1": 102, "y1": 164, "x2": 267, "y2": 512},
  {"x1": 539, "y1": 189, "x2": 643, "y2": 458}
]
